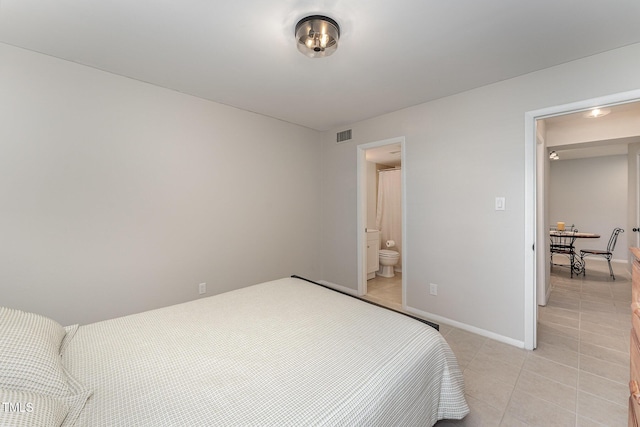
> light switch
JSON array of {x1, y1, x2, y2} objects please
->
[{"x1": 495, "y1": 197, "x2": 505, "y2": 211}]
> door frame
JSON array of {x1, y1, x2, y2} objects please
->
[
  {"x1": 525, "y1": 89, "x2": 640, "y2": 350},
  {"x1": 356, "y1": 136, "x2": 406, "y2": 303},
  {"x1": 636, "y1": 152, "x2": 640, "y2": 249}
]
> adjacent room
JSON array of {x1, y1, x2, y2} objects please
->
[{"x1": 2, "y1": 1, "x2": 640, "y2": 425}]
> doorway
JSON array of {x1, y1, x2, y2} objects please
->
[
  {"x1": 356, "y1": 137, "x2": 406, "y2": 309},
  {"x1": 525, "y1": 89, "x2": 640, "y2": 350}
]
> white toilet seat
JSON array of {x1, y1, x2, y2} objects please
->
[{"x1": 379, "y1": 249, "x2": 399, "y2": 258}]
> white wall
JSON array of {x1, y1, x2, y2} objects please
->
[
  {"x1": 0, "y1": 43, "x2": 322, "y2": 326},
  {"x1": 319, "y1": 43, "x2": 640, "y2": 345},
  {"x1": 549, "y1": 155, "x2": 628, "y2": 260}
]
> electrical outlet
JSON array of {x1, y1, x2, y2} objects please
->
[
  {"x1": 429, "y1": 283, "x2": 438, "y2": 296},
  {"x1": 198, "y1": 283, "x2": 206, "y2": 295}
]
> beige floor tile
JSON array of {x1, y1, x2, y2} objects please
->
[
  {"x1": 504, "y1": 389, "x2": 576, "y2": 427},
  {"x1": 463, "y1": 369, "x2": 514, "y2": 412},
  {"x1": 579, "y1": 354, "x2": 628, "y2": 384},
  {"x1": 434, "y1": 394, "x2": 505, "y2": 426},
  {"x1": 614, "y1": 302, "x2": 632, "y2": 315},
  {"x1": 579, "y1": 318, "x2": 628, "y2": 339},
  {"x1": 578, "y1": 371, "x2": 628, "y2": 407},
  {"x1": 580, "y1": 330, "x2": 628, "y2": 353},
  {"x1": 537, "y1": 320, "x2": 579, "y2": 340},
  {"x1": 365, "y1": 274, "x2": 402, "y2": 305},
  {"x1": 514, "y1": 370, "x2": 576, "y2": 412},
  {"x1": 538, "y1": 311, "x2": 580, "y2": 329},
  {"x1": 443, "y1": 329, "x2": 486, "y2": 368},
  {"x1": 553, "y1": 282, "x2": 581, "y2": 293},
  {"x1": 580, "y1": 290, "x2": 614, "y2": 300},
  {"x1": 467, "y1": 352, "x2": 522, "y2": 386},
  {"x1": 546, "y1": 297, "x2": 580, "y2": 311},
  {"x1": 579, "y1": 341, "x2": 629, "y2": 367},
  {"x1": 499, "y1": 413, "x2": 529, "y2": 426},
  {"x1": 581, "y1": 286, "x2": 613, "y2": 299},
  {"x1": 523, "y1": 354, "x2": 579, "y2": 388},
  {"x1": 477, "y1": 339, "x2": 527, "y2": 369},
  {"x1": 580, "y1": 299, "x2": 618, "y2": 314},
  {"x1": 529, "y1": 342, "x2": 579, "y2": 368},
  {"x1": 575, "y1": 415, "x2": 612, "y2": 427},
  {"x1": 581, "y1": 310, "x2": 630, "y2": 328},
  {"x1": 539, "y1": 305, "x2": 580, "y2": 322},
  {"x1": 438, "y1": 323, "x2": 455, "y2": 336},
  {"x1": 551, "y1": 289, "x2": 581, "y2": 301},
  {"x1": 537, "y1": 329, "x2": 579, "y2": 352},
  {"x1": 576, "y1": 391, "x2": 627, "y2": 426},
  {"x1": 459, "y1": 395, "x2": 504, "y2": 427}
]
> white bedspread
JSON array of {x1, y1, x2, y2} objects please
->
[{"x1": 62, "y1": 277, "x2": 468, "y2": 426}]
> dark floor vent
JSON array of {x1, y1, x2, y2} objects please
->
[{"x1": 336, "y1": 129, "x2": 352, "y2": 143}]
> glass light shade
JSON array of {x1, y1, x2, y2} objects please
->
[
  {"x1": 295, "y1": 15, "x2": 340, "y2": 58},
  {"x1": 583, "y1": 107, "x2": 611, "y2": 118}
]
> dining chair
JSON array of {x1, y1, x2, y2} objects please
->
[
  {"x1": 550, "y1": 228, "x2": 579, "y2": 277},
  {"x1": 579, "y1": 227, "x2": 624, "y2": 280}
]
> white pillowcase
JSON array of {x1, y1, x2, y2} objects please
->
[
  {"x1": 0, "y1": 307, "x2": 91, "y2": 426},
  {"x1": 0, "y1": 307, "x2": 69, "y2": 395}
]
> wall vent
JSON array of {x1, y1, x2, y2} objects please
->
[{"x1": 336, "y1": 129, "x2": 352, "y2": 143}]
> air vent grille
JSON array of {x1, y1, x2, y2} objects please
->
[{"x1": 336, "y1": 129, "x2": 352, "y2": 143}]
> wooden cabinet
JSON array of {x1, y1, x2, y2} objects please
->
[{"x1": 630, "y1": 248, "x2": 640, "y2": 426}]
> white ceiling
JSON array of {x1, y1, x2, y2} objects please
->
[{"x1": 2, "y1": 1, "x2": 640, "y2": 131}]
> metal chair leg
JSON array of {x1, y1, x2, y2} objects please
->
[
  {"x1": 569, "y1": 253, "x2": 574, "y2": 278},
  {"x1": 608, "y1": 260, "x2": 615, "y2": 280}
]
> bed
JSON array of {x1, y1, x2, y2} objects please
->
[{"x1": 1, "y1": 276, "x2": 469, "y2": 426}]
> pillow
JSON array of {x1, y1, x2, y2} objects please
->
[
  {"x1": 0, "y1": 307, "x2": 92, "y2": 426},
  {"x1": 0, "y1": 389, "x2": 68, "y2": 427},
  {"x1": 0, "y1": 307, "x2": 69, "y2": 396}
]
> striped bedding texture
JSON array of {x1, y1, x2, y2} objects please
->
[{"x1": 62, "y1": 277, "x2": 469, "y2": 426}]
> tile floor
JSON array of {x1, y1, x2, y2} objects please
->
[{"x1": 363, "y1": 267, "x2": 632, "y2": 426}]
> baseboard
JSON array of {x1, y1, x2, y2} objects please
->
[{"x1": 404, "y1": 306, "x2": 526, "y2": 349}]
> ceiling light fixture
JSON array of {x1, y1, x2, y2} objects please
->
[
  {"x1": 295, "y1": 15, "x2": 340, "y2": 58},
  {"x1": 584, "y1": 107, "x2": 611, "y2": 118}
]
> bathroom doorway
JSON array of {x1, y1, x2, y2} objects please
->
[{"x1": 356, "y1": 137, "x2": 406, "y2": 311}]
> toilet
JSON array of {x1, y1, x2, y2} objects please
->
[{"x1": 378, "y1": 249, "x2": 400, "y2": 278}]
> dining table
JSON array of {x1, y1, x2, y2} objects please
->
[{"x1": 549, "y1": 230, "x2": 600, "y2": 275}]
